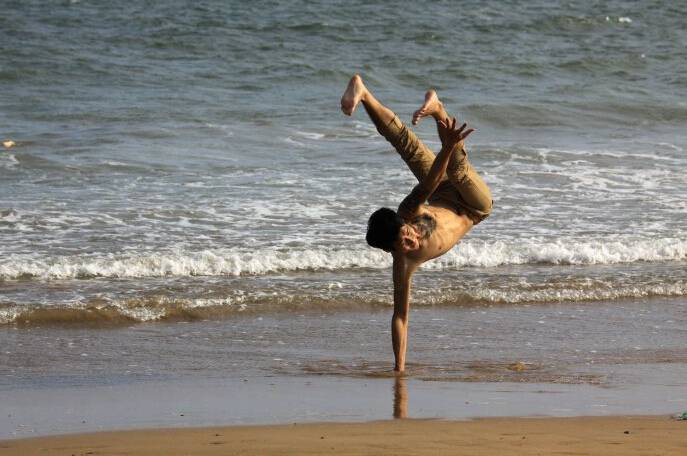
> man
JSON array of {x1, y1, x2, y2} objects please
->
[{"x1": 340, "y1": 74, "x2": 493, "y2": 373}]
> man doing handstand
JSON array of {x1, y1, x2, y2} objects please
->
[{"x1": 340, "y1": 74, "x2": 493, "y2": 373}]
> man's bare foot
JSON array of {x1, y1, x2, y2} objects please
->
[
  {"x1": 412, "y1": 89, "x2": 444, "y2": 125},
  {"x1": 340, "y1": 74, "x2": 367, "y2": 116}
]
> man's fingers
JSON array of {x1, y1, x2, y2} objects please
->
[
  {"x1": 440, "y1": 117, "x2": 474, "y2": 144},
  {"x1": 461, "y1": 128, "x2": 475, "y2": 140}
]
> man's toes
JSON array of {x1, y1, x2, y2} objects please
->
[
  {"x1": 412, "y1": 109, "x2": 427, "y2": 125},
  {"x1": 341, "y1": 101, "x2": 354, "y2": 116}
]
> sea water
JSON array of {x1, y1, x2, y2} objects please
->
[{"x1": 1, "y1": 0, "x2": 686, "y2": 431}]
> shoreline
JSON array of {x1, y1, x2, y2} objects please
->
[
  {"x1": 4, "y1": 301, "x2": 687, "y2": 444},
  {"x1": 2, "y1": 415, "x2": 686, "y2": 455},
  {"x1": 3, "y1": 371, "x2": 687, "y2": 440}
]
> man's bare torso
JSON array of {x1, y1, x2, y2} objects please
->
[{"x1": 398, "y1": 203, "x2": 473, "y2": 265}]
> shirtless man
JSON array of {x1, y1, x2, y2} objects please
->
[{"x1": 340, "y1": 74, "x2": 493, "y2": 372}]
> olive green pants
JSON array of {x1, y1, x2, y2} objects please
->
[{"x1": 378, "y1": 115, "x2": 493, "y2": 224}]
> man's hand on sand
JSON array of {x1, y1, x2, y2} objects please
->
[{"x1": 437, "y1": 117, "x2": 474, "y2": 150}]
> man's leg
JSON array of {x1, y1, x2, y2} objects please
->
[
  {"x1": 341, "y1": 74, "x2": 436, "y2": 183},
  {"x1": 414, "y1": 90, "x2": 493, "y2": 221}
]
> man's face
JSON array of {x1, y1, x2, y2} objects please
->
[{"x1": 394, "y1": 224, "x2": 420, "y2": 253}]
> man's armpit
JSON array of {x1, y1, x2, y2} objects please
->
[{"x1": 398, "y1": 184, "x2": 428, "y2": 218}]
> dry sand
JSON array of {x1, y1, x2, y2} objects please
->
[{"x1": 1, "y1": 415, "x2": 686, "y2": 455}]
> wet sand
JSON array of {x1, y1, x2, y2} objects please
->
[
  {"x1": 3, "y1": 302, "x2": 687, "y2": 441},
  {"x1": 4, "y1": 372, "x2": 687, "y2": 440},
  {"x1": 2, "y1": 416, "x2": 686, "y2": 455}
]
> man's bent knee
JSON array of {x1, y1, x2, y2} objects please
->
[{"x1": 469, "y1": 199, "x2": 493, "y2": 225}]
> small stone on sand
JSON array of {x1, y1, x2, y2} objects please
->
[{"x1": 507, "y1": 361, "x2": 528, "y2": 372}]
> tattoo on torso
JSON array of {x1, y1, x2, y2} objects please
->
[{"x1": 412, "y1": 214, "x2": 436, "y2": 240}]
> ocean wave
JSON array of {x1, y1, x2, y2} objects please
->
[
  {"x1": 0, "y1": 293, "x2": 387, "y2": 325},
  {"x1": 0, "y1": 237, "x2": 685, "y2": 281},
  {"x1": 0, "y1": 248, "x2": 387, "y2": 280},
  {"x1": 443, "y1": 281, "x2": 687, "y2": 305},
  {"x1": 0, "y1": 295, "x2": 248, "y2": 325},
  {"x1": 430, "y1": 237, "x2": 687, "y2": 269},
  {"x1": 2, "y1": 278, "x2": 685, "y2": 326}
]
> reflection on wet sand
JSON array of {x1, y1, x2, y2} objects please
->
[
  {"x1": 393, "y1": 376, "x2": 407, "y2": 419},
  {"x1": 294, "y1": 359, "x2": 607, "y2": 385}
]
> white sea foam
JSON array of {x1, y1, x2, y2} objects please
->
[
  {"x1": 0, "y1": 208, "x2": 19, "y2": 222},
  {"x1": 657, "y1": 142, "x2": 683, "y2": 152},
  {"x1": 283, "y1": 137, "x2": 305, "y2": 147},
  {"x1": 295, "y1": 130, "x2": 325, "y2": 140},
  {"x1": 0, "y1": 153, "x2": 19, "y2": 169},
  {"x1": 430, "y1": 237, "x2": 687, "y2": 269},
  {"x1": 606, "y1": 16, "x2": 632, "y2": 24},
  {"x1": 103, "y1": 160, "x2": 136, "y2": 167},
  {"x1": 468, "y1": 281, "x2": 686, "y2": 304},
  {"x1": 0, "y1": 307, "x2": 21, "y2": 324},
  {"x1": 0, "y1": 248, "x2": 386, "y2": 280},
  {"x1": 1, "y1": 237, "x2": 685, "y2": 281},
  {"x1": 204, "y1": 123, "x2": 234, "y2": 136}
]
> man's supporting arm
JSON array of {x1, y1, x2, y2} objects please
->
[{"x1": 392, "y1": 256, "x2": 416, "y2": 372}]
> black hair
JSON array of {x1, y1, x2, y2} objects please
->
[{"x1": 366, "y1": 207, "x2": 403, "y2": 252}]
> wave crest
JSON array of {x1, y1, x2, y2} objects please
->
[
  {"x1": 2, "y1": 279, "x2": 685, "y2": 326},
  {"x1": 1, "y1": 237, "x2": 685, "y2": 281}
]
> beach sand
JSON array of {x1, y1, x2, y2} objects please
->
[{"x1": 2, "y1": 416, "x2": 686, "y2": 455}]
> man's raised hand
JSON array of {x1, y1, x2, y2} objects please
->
[{"x1": 437, "y1": 117, "x2": 474, "y2": 150}]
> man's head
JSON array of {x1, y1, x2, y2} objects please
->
[{"x1": 366, "y1": 207, "x2": 420, "y2": 253}]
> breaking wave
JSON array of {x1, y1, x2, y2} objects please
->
[
  {"x1": 2, "y1": 278, "x2": 685, "y2": 326},
  {"x1": 1, "y1": 237, "x2": 685, "y2": 281}
]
